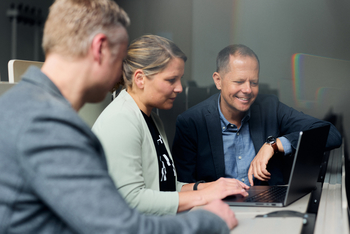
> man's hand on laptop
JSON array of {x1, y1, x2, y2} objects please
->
[
  {"x1": 248, "y1": 137, "x2": 285, "y2": 186},
  {"x1": 248, "y1": 143, "x2": 274, "y2": 186}
]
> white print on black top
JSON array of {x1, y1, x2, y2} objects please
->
[
  {"x1": 160, "y1": 154, "x2": 177, "y2": 181},
  {"x1": 161, "y1": 154, "x2": 177, "y2": 177},
  {"x1": 157, "y1": 135, "x2": 163, "y2": 145},
  {"x1": 141, "y1": 110, "x2": 176, "y2": 191},
  {"x1": 157, "y1": 135, "x2": 177, "y2": 181},
  {"x1": 160, "y1": 156, "x2": 167, "y2": 181}
]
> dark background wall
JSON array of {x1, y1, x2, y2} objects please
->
[
  {"x1": 0, "y1": 0, "x2": 52, "y2": 81},
  {"x1": 1, "y1": 0, "x2": 350, "y2": 87}
]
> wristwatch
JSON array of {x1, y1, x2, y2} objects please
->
[
  {"x1": 193, "y1": 180, "x2": 205, "y2": 190},
  {"x1": 266, "y1": 136, "x2": 278, "y2": 154}
]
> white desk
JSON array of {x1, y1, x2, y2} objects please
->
[
  {"x1": 314, "y1": 145, "x2": 349, "y2": 234},
  {"x1": 230, "y1": 194, "x2": 310, "y2": 234},
  {"x1": 229, "y1": 144, "x2": 348, "y2": 234}
]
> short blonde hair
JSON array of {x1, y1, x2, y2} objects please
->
[
  {"x1": 42, "y1": 0, "x2": 129, "y2": 57},
  {"x1": 121, "y1": 35, "x2": 187, "y2": 89}
]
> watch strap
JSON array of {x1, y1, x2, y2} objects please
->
[
  {"x1": 193, "y1": 180, "x2": 205, "y2": 190},
  {"x1": 266, "y1": 136, "x2": 278, "y2": 154},
  {"x1": 270, "y1": 142, "x2": 278, "y2": 153}
]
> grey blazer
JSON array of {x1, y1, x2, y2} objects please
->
[
  {"x1": 0, "y1": 67, "x2": 229, "y2": 234},
  {"x1": 93, "y1": 90, "x2": 186, "y2": 215}
]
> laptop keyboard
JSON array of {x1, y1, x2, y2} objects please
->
[{"x1": 245, "y1": 186, "x2": 287, "y2": 203}]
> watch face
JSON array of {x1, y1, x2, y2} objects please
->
[{"x1": 266, "y1": 136, "x2": 276, "y2": 144}]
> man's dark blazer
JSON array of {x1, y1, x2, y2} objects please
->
[{"x1": 172, "y1": 93, "x2": 342, "y2": 185}]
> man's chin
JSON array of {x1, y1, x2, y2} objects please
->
[{"x1": 237, "y1": 104, "x2": 252, "y2": 113}]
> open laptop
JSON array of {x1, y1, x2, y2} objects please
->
[{"x1": 223, "y1": 124, "x2": 330, "y2": 207}]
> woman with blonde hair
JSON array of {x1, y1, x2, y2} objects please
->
[{"x1": 92, "y1": 35, "x2": 249, "y2": 215}]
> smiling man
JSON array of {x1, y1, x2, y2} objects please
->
[{"x1": 172, "y1": 44, "x2": 342, "y2": 187}]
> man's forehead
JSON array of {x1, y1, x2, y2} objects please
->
[
  {"x1": 229, "y1": 54, "x2": 258, "y2": 64},
  {"x1": 219, "y1": 59, "x2": 258, "y2": 80}
]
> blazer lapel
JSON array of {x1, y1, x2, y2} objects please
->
[
  {"x1": 205, "y1": 95, "x2": 226, "y2": 178},
  {"x1": 249, "y1": 103, "x2": 265, "y2": 153}
]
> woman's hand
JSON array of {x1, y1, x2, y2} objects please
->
[
  {"x1": 178, "y1": 177, "x2": 249, "y2": 212},
  {"x1": 197, "y1": 178, "x2": 249, "y2": 203}
]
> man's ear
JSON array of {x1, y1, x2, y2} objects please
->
[
  {"x1": 91, "y1": 33, "x2": 108, "y2": 64},
  {"x1": 133, "y1": 69, "x2": 145, "y2": 89},
  {"x1": 212, "y1": 72, "x2": 222, "y2": 90}
]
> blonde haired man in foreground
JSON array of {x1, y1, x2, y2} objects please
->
[{"x1": 0, "y1": 0, "x2": 237, "y2": 233}]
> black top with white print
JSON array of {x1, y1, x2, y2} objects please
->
[{"x1": 141, "y1": 110, "x2": 176, "y2": 191}]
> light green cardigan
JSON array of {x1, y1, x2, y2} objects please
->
[{"x1": 92, "y1": 90, "x2": 186, "y2": 215}]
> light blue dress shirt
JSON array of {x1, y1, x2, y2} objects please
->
[{"x1": 217, "y1": 95, "x2": 292, "y2": 185}]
